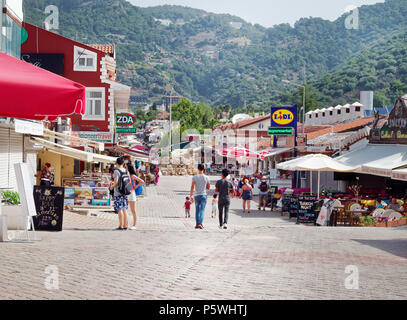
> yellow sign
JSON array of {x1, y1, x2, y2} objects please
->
[
  {"x1": 396, "y1": 131, "x2": 407, "y2": 139},
  {"x1": 272, "y1": 109, "x2": 295, "y2": 126},
  {"x1": 380, "y1": 130, "x2": 393, "y2": 139}
]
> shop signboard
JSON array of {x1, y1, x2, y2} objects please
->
[
  {"x1": 116, "y1": 128, "x2": 137, "y2": 134},
  {"x1": 21, "y1": 54, "x2": 65, "y2": 75},
  {"x1": 116, "y1": 113, "x2": 136, "y2": 127},
  {"x1": 297, "y1": 195, "x2": 318, "y2": 224},
  {"x1": 370, "y1": 97, "x2": 407, "y2": 144},
  {"x1": 33, "y1": 186, "x2": 65, "y2": 232},
  {"x1": 75, "y1": 132, "x2": 113, "y2": 143}
]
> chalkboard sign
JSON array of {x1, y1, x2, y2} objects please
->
[
  {"x1": 33, "y1": 186, "x2": 65, "y2": 232},
  {"x1": 297, "y1": 195, "x2": 318, "y2": 224},
  {"x1": 281, "y1": 194, "x2": 291, "y2": 215},
  {"x1": 289, "y1": 195, "x2": 299, "y2": 219}
]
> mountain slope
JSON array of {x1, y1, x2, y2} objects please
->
[{"x1": 23, "y1": 0, "x2": 407, "y2": 109}]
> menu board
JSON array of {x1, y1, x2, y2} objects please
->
[
  {"x1": 289, "y1": 195, "x2": 299, "y2": 219},
  {"x1": 282, "y1": 194, "x2": 291, "y2": 215},
  {"x1": 33, "y1": 186, "x2": 65, "y2": 232},
  {"x1": 297, "y1": 195, "x2": 318, "y2": 224},
  {"x1": 92, "y1": 188, "x2": 110, "y2": 206}
]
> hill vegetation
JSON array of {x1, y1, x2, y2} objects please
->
[{"x1": 23, "y1": 0, "x2": 407, "y2": 113}]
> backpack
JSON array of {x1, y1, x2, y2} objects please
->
[
  {"x1": 116, "y1": 169, "x2": 132, "y2": 196},
  {"x1": 260, "y1": 182, "x2": 268, "y2": 193}
]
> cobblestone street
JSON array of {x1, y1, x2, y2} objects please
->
[{"x1": 0, "y1": 176, "x2": 406, "y2": 300}]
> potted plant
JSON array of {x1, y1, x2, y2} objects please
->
[{"x1": 1, "y1": 190, "x2": 26, "y2": 229}]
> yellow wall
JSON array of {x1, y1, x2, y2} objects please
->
[
  {"x1": 61, "y1": 156, "x2": 74, "y2": 181},
  {"x1": 37, "y1": 150, "x2": 62, "y2": 186}
]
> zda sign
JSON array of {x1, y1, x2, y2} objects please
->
[
  {"x1": 116, "y1": 113, "x2": 136, "y2": 127},
  {"x1": 272, "y1": 109, "x2": 295, "y2": 126}
]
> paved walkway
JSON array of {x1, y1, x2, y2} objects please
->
[{"x1": 0, "y1": 176, "x2": 406, "y2": 300}]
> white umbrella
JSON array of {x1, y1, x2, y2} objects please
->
[{"x1": 276, "y1": 154, "x2": 359, "y2": 197}]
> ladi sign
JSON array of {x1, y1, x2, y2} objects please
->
[{"x1": 272, "y1": 109, "x2": 295, "y2": 126}]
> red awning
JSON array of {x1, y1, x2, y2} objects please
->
[{"x1": 0, "y1": 52, "x2": 85, "y2": 121}]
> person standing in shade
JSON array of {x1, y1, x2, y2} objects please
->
[
  {"x1": 38, "y1": 163, "x2": 52, "y2": 186},
  {"x1": 190, "y1": 164, "x2": 210, "y2": 229},
  {"x1": 215, "y1": 169, "x2": 234, "y2": 230},
  {"x1": 110, "y1": 157, "x2": 129, "y2": 230}
]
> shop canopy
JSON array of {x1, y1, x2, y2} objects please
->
[
  {"x1": 276, "y1": 154, "x2": 359, "y2": 196},
  {"x1": 259, "y1": 148, "x2": 293, "y2": 161},
  {"x1": 115, "y1": 145, "x2": 150, "y2": 162},
  {"x1": 43, "y1": 129, "x2": 104, "y2": 151},
  {"x1": 0, "y1": 52, "x2": 85, "y2": 121},
  {"x1": 217, "y1": 147, "x2": 260, "y2": 160},
  {"x1": 276, "y1": 154, "x2": 359, "y2": 172},
  {"x1": 336, "y1": 144, "x2": 407, "y2": 177},
  {"x1": 392, "y1": 168, "x2": 407, "y2": 181},
  {"x1": 31, "y1": 137, "x2": 116, "y2": 164}
]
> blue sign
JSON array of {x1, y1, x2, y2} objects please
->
[{"x1": 270, "y1": 105, "x2": 298, "y2": 131}]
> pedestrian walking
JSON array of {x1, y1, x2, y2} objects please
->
[
  {"x1": 258, "y1": 177, "x2": 269, "y2": 211},
  {"x1": 190, "y1": 164, "x2": 210, "y2": 229},
  {"x1": 127, "y1": 164, "x2": 145, "y2": 230},
  {"x1": 184, "y1": 197, "x2": 192, "y2": 218},
  {"x1": 211, "y1": 194, "x2": 218, "y2": 218},
  {"x1": 110, "y1": 157, "x2": 132, "y2": 230},
  {"x1": 240, "y1": 179, "x2": 253, "y2": 213},
  {"x1": 215, "y1": 169, "x2": 234, "y2": 230}
]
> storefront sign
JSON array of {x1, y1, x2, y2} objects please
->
[
  {"x1": 75, "y1": 132, "x2": 113, "y2": 143},
  {"x1": 297, "y1": 195, "x2": 318, "y2": 224},
  {"x1": 21, "y1": 54, "x2": 65, "y2": 75},
  {"x1": 271, "y1": 106, "x2": 298, "y2": 130},
  {"x1": 268, "y1": 127, "x2": 294, "y2": 135},
  {"x1": 33, "y1": 186, "x2": 65, "y2": 232},
  {"x1": 116, "y1": 128, "x2": 137, "y2": 133},
  {"x1": 116, "y1": 113, "x2": 136, "y2": 127},
  {"x1": 15, "y1": 119, "x2": 44, "y2": 135},
  {"x1": 370, "y1": 97, "x2": 407, "y2": 144}
]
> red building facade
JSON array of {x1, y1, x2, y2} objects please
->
[{"x1": 21, "y1": 23, "x2": 130, "y2": 148}]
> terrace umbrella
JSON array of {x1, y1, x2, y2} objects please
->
[
  {"x1": 276, "y1": 154, "x2": 359, "y2": 197},
  {"x1": 0, "y1": 52, "x2": 85, "y2": 120}
]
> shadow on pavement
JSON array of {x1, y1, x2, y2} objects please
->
[{"x1": 352, "y1": 239, "x2": 407, "y2": 259}]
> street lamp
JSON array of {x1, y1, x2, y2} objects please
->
[{"x1": 282, "y1": 80, "x2": 306, "y2": 135}]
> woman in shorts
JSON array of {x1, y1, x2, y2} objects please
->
[{"x1": 240, "y1": 179, "x2": 253, "y2": 214}]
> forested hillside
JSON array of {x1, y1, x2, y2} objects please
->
[{"x1": 23, "y1": 0, "x2": 407, "y2": 111}]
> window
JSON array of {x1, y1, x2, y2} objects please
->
[
  {"x1": 330, "y1": 111, "x2": 333, "y2": 116},
  {"x1": 73, "y1": 46, "x2": 97, "y2": 71},
  {"x1": 309, "y1": 115, "x2": 312, "y2": 119},
  {"x1": 315, "y1": 114, "x2": 319, "y2": 118},
  {"x1": 258, "y1": 123, "x2": 264, "y2": 129},
  {"x1": 337, "y1": 110, "x2": 341, "y2": 115},
  {"x1": 346, "y1": 108, "x2": 350, "y2": 114},
  {"x1": 1, "y1": 14, "x2": 21, "y2": 58},
  {"x1": 82, "y1": 88, "x2": 105, "y2": 120},
  {"x1": 356, "y1": 107, "x2": 361, "y2": 112},
  {"x1": 322, "y1": 113, "x2": 325, "y2": 117}
]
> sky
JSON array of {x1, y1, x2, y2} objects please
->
[{"x1": 129, "y1": 0, "x2": 385, "y2": 27}]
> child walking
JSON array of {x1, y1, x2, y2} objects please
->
[
  {"x1": 211, "y1": 194, "x2": 218, "y2": 218},
  {"x1": 184, "y1": 197, "x2": 192, "y2": 218}
]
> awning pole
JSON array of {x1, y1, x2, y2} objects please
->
[
  {"x1": 310, "y1": 171, "x2": 313, "y2": 195},
  {"x1": 318, "y1": 171, "x2": 321, "y2": 199}
]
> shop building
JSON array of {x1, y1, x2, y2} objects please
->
[
  {"x1": 21, "y1": 23, "x2": 131, "y2": 149},
  {"x1": 336, "y1": 95, "x2": 407, "y2": 197}
]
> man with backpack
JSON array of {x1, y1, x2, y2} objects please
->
[
  {"x1": 109, "y1": 157, "x2": 132, "y2": 230},
  {"x1": 258, "y1": 177, "x2": 269, "y2": 211}
]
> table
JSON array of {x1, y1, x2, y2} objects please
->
[{"x1": 345, "y1": 210, "x2": 371, "y2": 226}]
